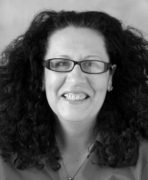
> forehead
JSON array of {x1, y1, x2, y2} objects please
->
[{"x1": 45, "y1": 26, "x2": 109, "y2": 61}]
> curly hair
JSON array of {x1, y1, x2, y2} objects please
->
[{"x1": 0, "y1": 10, "x2": 148, "y2": 170}]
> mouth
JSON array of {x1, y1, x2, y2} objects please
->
[{"x1": 62, "y1": 92, "x2": 90, "y2": 101}]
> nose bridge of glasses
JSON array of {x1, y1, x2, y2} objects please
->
[
  {"x1": 66, "y1": 63, "x2": 86, "y2": 84},
  {"x1": 71, "y1": 61, "x2": 83, "y2": 72}
]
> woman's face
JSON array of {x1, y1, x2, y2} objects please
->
[{"x1": 44, "y1": 26, "x2": 113, "y2": 124}]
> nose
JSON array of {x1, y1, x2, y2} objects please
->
[{"x1": 66, "y1": 64, "x2": 86, "y2": 83}]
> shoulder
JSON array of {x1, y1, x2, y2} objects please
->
[
  {"x1": 0, "y1": 156, "x2": 53, "y2": 180},
  {"x1": 0, "y1": 156, "x2": 6, "y2": 180},
  {"x1": 0, "y1": 156, "x2": 22, "y2": 180},
  {"x1": 139, "y1": 140, "x2": 148, "y2": 162},
  {"x1": 137, "y1": 140, "x2": 148, "y2": 180}
]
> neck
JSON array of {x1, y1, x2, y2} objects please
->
[
  {"x1": 55, "y1": 119, "x2": 98, "y2": 180},
  {"x1": 56, "y1": 119, "x2": 97, "y2": 154}
]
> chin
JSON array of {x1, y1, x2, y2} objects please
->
[{"x1": 58, "y1": 112, "x2": 95, "y2": 123}]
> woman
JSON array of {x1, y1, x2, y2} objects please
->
[{"x1": 0, "y1": 10, "x2": 148, "y2": 180}]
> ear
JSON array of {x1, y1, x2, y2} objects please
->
[{"x1": 107, "y1": 65, "x2": 117, "y2": 92}]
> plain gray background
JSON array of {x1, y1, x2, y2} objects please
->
[{"x1": 0, "y1": 0, "x2": 148, "y2": 53}]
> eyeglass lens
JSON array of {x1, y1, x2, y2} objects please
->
[{"x1": 45, "y1": 58, "x2": 110, "y2": 74}]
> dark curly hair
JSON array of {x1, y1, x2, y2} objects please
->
[{"x1": 0, "y1": 10, "x2": 148, "y2": 170}]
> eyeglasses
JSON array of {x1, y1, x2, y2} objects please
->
[{"x1": 43, "y1": 58, "x2": 113, "y2": 74}]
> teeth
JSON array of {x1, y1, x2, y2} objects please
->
[{"x1": 63, "y1": 93, "x2": 87, "y2": 101}]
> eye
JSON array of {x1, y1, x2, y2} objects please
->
[
  {"x1": 51, "y1": 59, "x2": 67, "y2": 67},
  {"x1": 82, "y1": 61, "x2": 96, "y2": 70},
  {"x1": 81, "y1": 60, "x2": 105, "y2": 73},
  {"x1": 50, "y1": 59, "x2": 72, "y2": 71}
]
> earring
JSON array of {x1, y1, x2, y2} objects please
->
[{"x1": 108, "y1": 85, "x2": 113, "y2": 92}]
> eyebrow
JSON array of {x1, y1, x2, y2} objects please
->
[
  {"x1": 84, "y1": 55, "x2": 104, "y2": 59},
  {"x1": 50, "y1": 54, "x2": 106, "y2": 60}
]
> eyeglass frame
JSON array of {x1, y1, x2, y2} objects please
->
[{"x1": 43, "y1": 58, "x2": 114, "y2": 74}]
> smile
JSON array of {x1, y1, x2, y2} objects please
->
[{"x1": 62, "y1": 93, "x2": 89, "y2": 101}]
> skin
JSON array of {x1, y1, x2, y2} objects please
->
[{"x1": 44, "y1": 26, "x2": 114, "y2": 124}]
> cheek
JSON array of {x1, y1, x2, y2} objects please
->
[
  {"x1": 91, "y1": 75, "x2": 110, "y2": 107},
  {"x1": 91, "y1": 74, "x2": 109, "y2": 93},
  {"x1": 44, "y1": 70, "x2": 64, "y2": 90},
  {"x1": 44, "y1": 71, "x2": 63, "y2": 109}
]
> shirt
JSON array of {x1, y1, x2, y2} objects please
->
[{"x1": 0, "y1": 141, "x2": 148, "y2": 180}]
